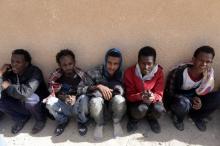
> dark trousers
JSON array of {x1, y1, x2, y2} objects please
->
[
  {"x1": 170, "y1": 91, "x2": 220, "y2": 122},
  {"x1": 0, "y1": 95, "x2": 46, "y2": 122},
  {"x1": 128, "y1": 101, "x2": 164, "y2": 121}
]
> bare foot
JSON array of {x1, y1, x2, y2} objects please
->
[
  {"x1": 94, "y1": 125, "x2": 103, "y2": 140},
  {"x1": 113, "y1": 123, "x2": 123, "y2": 137}
]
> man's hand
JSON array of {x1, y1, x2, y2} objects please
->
[
  {"x1": 143, "y1": 95, "x2": 155, "y2": 104},
  {"x1": 1, "y1": 81, "x2": 10, "y2": 90},
  {"x1": 96, "y1": 84, "x2": 113, "y2": 100},
  {"x1": 0, "y1": 64, "x2": 11, "y2": 77},
  {"x1": 65, "y1": 95, "x2": 76, "y2": 105},
  {"x1": 142, "y1": 90, "x2": 154, "y2": 104},
  {"x1": 42, "y1": 94, "x2": 54, "y2": 103},
  {"x1": 192, "y1": 96, "x2": 202, "y2": 110}
]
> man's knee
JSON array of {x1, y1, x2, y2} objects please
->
[
  {"x1": 45, "y1": 96, "x2": 59, "y2": 110},
  {"x1": 129, "y1": 103, "x2": 148, "y2": 120},
  {"x1": 89, "y1": 97, "x2": 104, "y2": 116},
  {"x1": 171, "y1": 97, "x2": 191, "y2": 116},
  {"x1": 152, "y1": 102, "x2": 165, "y2": 113},
  {"x1": 111, "y1": 95, "x2": 126, "y2": 113},
  {"x1": 147, "y1": 102, "x2": 165, "y2": 119},
  {"x1": 77, "y1": 94, "x2": 89, "y2": 114}
]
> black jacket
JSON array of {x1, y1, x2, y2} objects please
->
[
  {"x1": 163, "y1": 64, "x2": 197, "y2": 110},
  {"x1": 0, "y1": 64, "x2": 49, "y2": 101}
]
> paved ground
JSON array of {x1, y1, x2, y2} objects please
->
[{"x1": 0, "y1": 110, "x2": 219, "y2": 146}]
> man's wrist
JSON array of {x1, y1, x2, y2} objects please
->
[{"x1": 88, "y1": 85, "x2": 98, "y2": 91}]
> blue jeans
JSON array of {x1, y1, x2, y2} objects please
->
[
  {"x1": 46, "y1": 95, "x2": 89, "y2": 124},
  {"x1": 89, "y1": 95, "x2": 127, "y2": 125}
]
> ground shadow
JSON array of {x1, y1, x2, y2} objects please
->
[{"x1": 1, "y1": 110, "x2": 220, "y2": 146}]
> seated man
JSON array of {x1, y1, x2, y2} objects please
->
[
  {"x1": 0, "y1": 49, "x2": 48, "y2": 134},
  {"x1": 163, "y1": 46, "x2": 220, "y2": 131},
  {"x1": 78, "y1": 48, "x2": 126, "y2": 140},
  {"x1": 124, "y1": 46, "x2": 165, "y2": 134},
  {"x1": 44, "y1": 49, "x2": 92, "y2": 136}
]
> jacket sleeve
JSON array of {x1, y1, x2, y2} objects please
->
[
  {"x1": 124, "y1": 70, "x2": 143, "y2": 102},
  {"x1": 77, "y1": 71, "x2": 95, "y2": 95},
  {"x1": 151, "y1": 69, "x2": 164, "y2": 102},
  {"x1": 6, "y1": 69, "x2": 42, "y2": 100}
]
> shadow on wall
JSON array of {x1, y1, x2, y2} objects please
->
[{"x1": 0, "y1": 110, "x2": 220, "y2": 145}]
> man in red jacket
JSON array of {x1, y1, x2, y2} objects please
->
[{"x1": 124, "y1": 46, "x2": 165, "y2": 133}]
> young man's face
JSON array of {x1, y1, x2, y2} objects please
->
[
  {"x1": 59, "y1": 55, "x2": 75, "y2": 77},
  {"x1": 138, "y1": 56, "x2": 155, "y2": 76},
  {"x1": 106, "y1": 56, "x2": 121, "y2": 76},
  {"x1": 192, "y1": 52, "x2": 213, "y2": 73},
  {"x1": 11, "y1": 54, "x2": 29, "y2": 75}
]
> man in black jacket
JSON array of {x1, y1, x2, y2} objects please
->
[
  {"x1": 164, "y1": 46, "x2": 220, "y2": 131},
  {"x1": 0, "y1": 49, "x2": 48, "y2": 134}
]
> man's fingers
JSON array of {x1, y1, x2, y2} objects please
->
[
  {"x1": 102, "y1": 90, "x2": 108, "y2": 100},
  {"x1": 192, "y1": 103, "x2": 201, "y2": 110},
  {"x1": 106, "y1": 90, "x2": 112, "y2": 100},
  {"x1": 149, "y1": 96, "x2": 154, "y2": 101},
  {"x1": 192, "y1": 105, "x2": 199, "y2": 110}
]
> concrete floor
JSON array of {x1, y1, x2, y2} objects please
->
[{"x1": 0, "y1": 110, "x2": 219, "y2": 146}]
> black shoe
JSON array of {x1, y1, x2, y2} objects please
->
[
  {"x1": 11, "y1": 117, "x2": 30, "y2": 134},
  {"x1": 54, "y1": 121, "x2": 69, "y2": 136},
  {"x1": 172, "y1": 115, "x2": 184, "y2": 131},
  {"x1": 148, "y1": 118, "x2": 161, "y2": 134},
  {"x1": 31, "y1": 120, "x2": 46, "y2": 134},
  {"x1": 78, "y1": 122, "x2": 88, "y2": 136},
  {"x1": 127, "y1": 120, "x2": 138, "y2": 133},
  {"x1": 192, "y1": 118, "x2": 206, "y2": 132}
]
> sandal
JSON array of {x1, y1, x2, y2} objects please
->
[
  {"x1": 54, "y1": 120, "x2": 69, "y2": 136},
  {"x1": 78, "y1": 122, "x2": 87, "y2": 136}
]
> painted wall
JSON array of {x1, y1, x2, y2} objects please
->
[{"x1": 0, "y1": 0, "x2": 220, "y2": 87}]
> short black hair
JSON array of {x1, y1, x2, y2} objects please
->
[
  {"x1": 193, "y1": 46, "x2": 215, "y2": 58},
  {"x1": 56, "y1": 49, "x2": 75, "y2": 64},
  {"x1": 138, "y1": 46, "x2": 156, "y2": 61},
  {"x1": 106, "y1": 48, "x2": 122, "y2": 58},
  {"x1": 12, "y1": 49, "x2": 32, "y2": 63}
]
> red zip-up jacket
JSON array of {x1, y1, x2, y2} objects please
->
[{"x1": 123, "y1": 65, "x2": 164, "y2": 103}]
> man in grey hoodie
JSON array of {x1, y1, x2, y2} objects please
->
[{"x1": 78, "y1": 48, "x2": 126, "y2": 140}]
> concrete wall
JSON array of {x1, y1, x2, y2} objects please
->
[{"x1": 0, "y1": 0, "x2": 220, "y2": 87}]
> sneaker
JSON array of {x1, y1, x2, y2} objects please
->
[
  {"x1": 148, "y1": 118, "x2": 161, "y2": 133},
  {"x1": 192, "y1": 118, "x2": 206, "y2": 131},
  {"x1": 78, "y1": 122, "x2": 88, "y2": 136},
  {"x1": 31, "y1": 120, "x2": 46, "y2": 134},
  {"x1": 127, "y1": 119, "x2": 138, "y2": 133},
  {"x1": 172, "y1": 114, "x2": 184, "y2": 131},
  {"x1": 54, "y1": 120, "x2": 69, "y2": 136},
  {"x1": 11, "y1": 117, "x2": 30, "y2": 134}
]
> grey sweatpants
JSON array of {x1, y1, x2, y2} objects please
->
[{"x1": 89, "y1": 95, "x2": 126, "y2": 125}]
